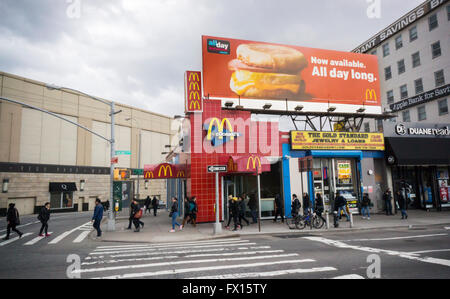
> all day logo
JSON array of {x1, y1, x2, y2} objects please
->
[
  {"x1": 207, "y1": 39, "x2": 230, "y2": 55},
  {"x1": 204, "y1": 117, "x2": 241, "y2": 147}
]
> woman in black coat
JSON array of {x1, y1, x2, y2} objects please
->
[
  {"x1": 3, "y1": 203, "x2": 23, "y2": 240},
  {"x1": 38, "y1": 202, "x2": 51, "y2": 237}
]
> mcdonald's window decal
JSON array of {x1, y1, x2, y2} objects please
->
[
  {"x1": 291, "y1": 131, "x2": 384, "y2": 151},
  {"x1": 185, "y1": 71, "x2": 203, "y2": 112},
  {"x1": 204, "y1": 117, "x2": 241, "y2": 147}
]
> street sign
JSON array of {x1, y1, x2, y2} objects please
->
[
  {"x1": 207, "y1": 165, "x2": 227, "y2": 173},
  {"x1": 115, "y1": 150, "x2": 131, "y2": 155}
]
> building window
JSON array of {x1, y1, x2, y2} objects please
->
[
  {"x1": 364, "y1": 122, "x2": 370, "y2": 133},
  {"x1": 395, "y1": 35, "x2": 403, "y2": 50},
  {"x1": 400, "y1": 84, "x2": 408, "y2": 99},
  {"x1": 414, "y1": 78, "x2": 424, "y2": 95},
  {"x1": 438, "y1": 99, "x2": 448, "y2": 116},
  {"x1": 412, "y1": 52, "x2": 421, "y2": 68},
  {"x1": 377, "y1": 119, "x2": 383, "y2": 132},
  {"x1": 370, "y1": 49, "x2": 377, "y2": 56},
  {"x1": 387, "y1": 90, "x2": 394, "y2": 104},
  {"x1": 382, "y1": 43, "x2": 390, "y2": 57},
  {"x1": 431, "y1": 41, "x2": 441, "y2": 59},
  {"x1": 428, "y1": 14, "x2": 438, "y2": 31},
  {"x1": 448, "y1": 5, "x2": 450, "y2": 21},
  {"x1": 50, "y1": 192, "x2": 74, "y2": 209},
  {"x1": 397, "y1": 59, "x2": 405, "y2": 75},
  {"x1": 385, "y1": 66, "x2": 392, "y2": 80},
  {"x1": 409, "y1": 26, "x2": 418, "y2": 42},
  {"x1": 435, "y1": 70, "x2": 445, "y2": 87},
  {"x1": 402, "y1": 110, "x2": 410, "y2": 122},
  {"x1": 417, "y1": 106, "x2": 427, "y2": 121}
]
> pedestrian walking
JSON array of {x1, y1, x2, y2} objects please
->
[
  {"x1": 182, "y1": 197, "x2": 192, "y2": 226},
  {"x1": 169, "y1": 197, "x2": 182, "y2": 232},
  {"x1": 127, "y1": 201, "x2": 135, "y2": 230},
  {"x1": 361, "y1": 193, "x2": 371, "y2": 220},
  {"x1": 225, "y1": 195, "x2": 235, "y2": 229},
  {"x1": 238, "y1": 195, "x2": 249, "y2": 227},
  {"x1": 397, "y1": 190, "x2": 408, "y2": 220},
  {"x1": 131, "y1": 199, "x2": 144, "y2": 232},
  {"x1": 314, "y1": 193, "x2": 326, "y2": 222},
  {"x1": 38, "y1": 202, "x2": 51, "y2": 237},
  {"x1": 144, "y1": 196, "x2": 151, "y2": 214},
  {"x1": 291, "y1": 194, "x2": 301, "y2": 217},
  {"x1": 2, "y1": 203, "x2": 23, "y2": 240},
  {"x1": 247, "y1": 193, "x2": 258, "y2": 224},
  {"x1": 152, "y1": 196, "x2": 159, "y2": 216},
  {"x1": 190, "y1": 196, "x2": 198, "y2": 227},
  {"x1": 335, "y1": 192, "x2": 350, "y2": 221},
  {"x1": 273, "y1": 194, "x2": 284, "y2": 223},
  {"x1": 230, "y1": 197, "x2": 240, "y2": 231},
  {"x1": 383, "y1": 188, "x2": 393, "y2": 215},
  {"x1": 92, "y1": 198, "x2": 103, "y2": 238},
  {"x1": 302, "y1": 192, "x2": 311, "y2": 216}
]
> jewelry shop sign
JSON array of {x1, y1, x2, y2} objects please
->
[{"x1": 291, "y1": 131, "x2": 384, "y2": 150}]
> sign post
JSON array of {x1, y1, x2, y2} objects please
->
[
  {"x1": 208, "y1": 165, "x2": 227, "y2": 234},
  {"x1": 256, "y1": 164, "x2": 262, "y2": 232}
]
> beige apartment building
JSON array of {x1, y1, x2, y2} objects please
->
[{"x1": 0, "y1": 71, "x2": 175, "y2": 216}]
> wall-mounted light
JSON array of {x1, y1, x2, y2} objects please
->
[
  {"x1": 263, "y1": 103, "x2": 272, "y2": 110},
  {"x1": 327, "y1": 106, "x2": 337, "y2": 112},
  {"x1": 295, "y1": 105, "x2": 304, "y2": 112},
  {"x1": 357, "y1": 107, "x2": 366, "y2": 113},
  {"x1": 2, "y1": 179, "x2": 9, "y2": 193},
  {"x1": 145, "y1": 180, "x2": 149, "y2": 190},
  {"x1": 80, "y1": 180, "x2": 85, "y2": 191},
  {"x1": 224, "y1": 101, "x2": 234, "y2": 108}
]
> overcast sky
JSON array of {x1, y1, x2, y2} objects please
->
[{"x1": 0, "y1": 0, "x2": 424, "y2": 120}]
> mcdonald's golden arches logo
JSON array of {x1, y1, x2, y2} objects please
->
[
  {"x1": 177, "y1": 170, "x2": 185, "y2": 178},
  {"x1": 246, "y1": 156, "x2": 262, "y2": 170},
  {"x1": 365, "y1": 89, "x2": 377, "y2": 101},
  {"x1": 144, "y1": 171, "x2": 154, "y2": 179},
  {"x1": 158, "y1": 164, "x2": 173, "y2": 177},
  {"x1": 206, "y1": 118, "x2": 234, "y2": 141},
  {"x1": 185, "y1": 71, "x2": 202, "y2": 112}
]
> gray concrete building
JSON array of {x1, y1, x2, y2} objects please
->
[{"x1": 0, "y1": 71, "x2": 175, "y2": 215}]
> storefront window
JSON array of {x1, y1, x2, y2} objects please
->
[
  {"x1": 437, "y1": 168, "x2": 449, "y2": 208},
  {"x1": 50, "y1": 192, "x2": 74, "y2": 209}
]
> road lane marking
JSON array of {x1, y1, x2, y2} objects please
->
[
  {"x1": 107, "y1": 246, "x2": 261, "y2": 258},
  {"x1": 304, "y1": 236, "x2": 450, "y2": 268},
  {"x1": 445, "y1": 227, "x2": 450, "y2": 230},
  {"x1": 0, "y1": 233, "x2": 32, "y2": 246},
  {"x1": 188, "y1": 267, "x2": 337, "y2": 279},
  {"x1": 332, "y1": 274, "x2": 365, "y2": 279},
  {"x1": 93, "y1": 239, "x2": 249, "y2": 252},
  {"x1": 408, "y1": 249, "x2": 450, "y2": 254},
  {"x1": 89, "y1": 242, "x2": 257, "y2": 255},
  {"x1": 82, "y1": 255, "x2": 180, "y2": 266},
  {"x1": 89, "y1": 259, "x2": 316, "y2": 279},
  {"x1": 342, "y1": 233, "x2": 447, "y2": 242},
  {"x1": 185, "y1": 250, "x2": 284, "y2": 258},
  {"x1": 24, "y1": 233, "x2": 53, "y2": 246},
  {"x1": 73, "y1": 231, "x2": 91, "y2": 243},
  {"x1": 77, "y1": 254, "x2": 302, "y2": 274},
  {"x1": 48, "y1": 221, "x2": 92, "y2": 244}
]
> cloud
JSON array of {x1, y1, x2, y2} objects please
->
[{"x1": 0, "y1": 0, "x2": 425, "y2": 121}]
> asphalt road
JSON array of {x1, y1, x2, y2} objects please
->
[{"x1": 0, "y1": 212, "x2": 449, "y2": 279}]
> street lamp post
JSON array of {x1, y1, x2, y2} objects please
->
[
  {"x1": 45, "y1": 85, "x2": 120, "y2": 231},
  {"x1": 126, "y1": 117, "x2": 142, "y2": 200}
]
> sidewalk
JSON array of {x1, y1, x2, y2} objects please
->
[{"x1": 98, "y1": 209, "x2": 450, "y2": 243}]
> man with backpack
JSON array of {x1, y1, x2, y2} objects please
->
[
  {"x1": 2, "y1": 203, "x2": 23, "y2": 240},
  {"x1": 152, "y1": 196, "x2": 159, "y2": 216},
  {"x1": 361, "y1": 193, "x2": 371, "y2": 220},
  {"x1": 38, "y1": 202, "x2": 51, "y2": 237},
  {"x1": 291, "y1": 194, "x2": 301, "y2": 217}
]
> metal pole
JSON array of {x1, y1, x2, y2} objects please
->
[
  {"x1": 137, "y1": 129, "x2": 142, "y2": 200},
  {"x1": 108, "y1": 101, "x2": 116, "y2": 231},
  {"x1": 213, "y1": 172, "x2": 222, "y2": 234},
  {"x1": 257, "y1": 172, "x2": 261, "y2": 232}
]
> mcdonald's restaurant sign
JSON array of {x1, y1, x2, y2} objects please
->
[
  {"x1": 204, "y1": 117, "x2": 241, "y2": 146},
  {"x1": 185, "y1": 71, "x2": 203, "y2": 112},
  {"x1": 291, "y1": 131, "x2": 384, "y2": 151}
]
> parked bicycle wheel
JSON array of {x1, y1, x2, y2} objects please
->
[
  {"x1": 286, "y1": 216, "x2": 297, "y2": 230},
  {"x1": 313, "y1": 214, "x2": 325, "y2": 229},
  {"x1": 295, "y1": 215, "x2": 307, "y2": 230}
]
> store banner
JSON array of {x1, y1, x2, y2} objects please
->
[
  {"x1": 202, "y1": 35, "x2": 381, "y2": 109},
  {"x1": 290, "y1": 131, "x2": 384, "y2": 150}
]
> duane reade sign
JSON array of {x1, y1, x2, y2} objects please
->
[{"x1": 385, "y1": 122, "x2": 450, "y2": 138}]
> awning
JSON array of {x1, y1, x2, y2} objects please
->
[
  {"x1": 143, "y1": 163, "x2": 187, "y2": 179},
  {"x1": 222, "y1": 155, "x2": 271, "y2": 174},
  {"x1": 385, "y1": 137, "x2": 450, "y2": 166},
  {"x1": 49, "y1": 182, "x2": 77, "y2": 192}
]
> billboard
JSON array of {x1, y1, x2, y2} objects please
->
[
  {"x1": 185, "y1": 71, "x2": 203, "y2": 112},
  {"x1": 291, "y1": 131, "x2": 384, "y2": 150},
  {"x1": 202, "y1": 36, "x2": 381, "y2": 113}
]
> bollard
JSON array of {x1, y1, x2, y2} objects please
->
[
  {"x1": 350, "y1": 212, "x2": 354, "y2": 228},
  {"x1": 325, "y1": 212, "x2": 330, "y2": 229}
]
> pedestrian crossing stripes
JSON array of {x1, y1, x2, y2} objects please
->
[
  {"x1": 0, "y1": 221, "x2": 94, "y2": 247},
  {"x1": 77, "y1": 238, "x2": 350, "y2": 279}
]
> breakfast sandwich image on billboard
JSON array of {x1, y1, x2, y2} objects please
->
[
  {"x1": 202, "y1": 36, "x2": 382, "y2": 110},
  {"x1": 228, "y1": 44, "x2": 307, "y2": 99}
]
